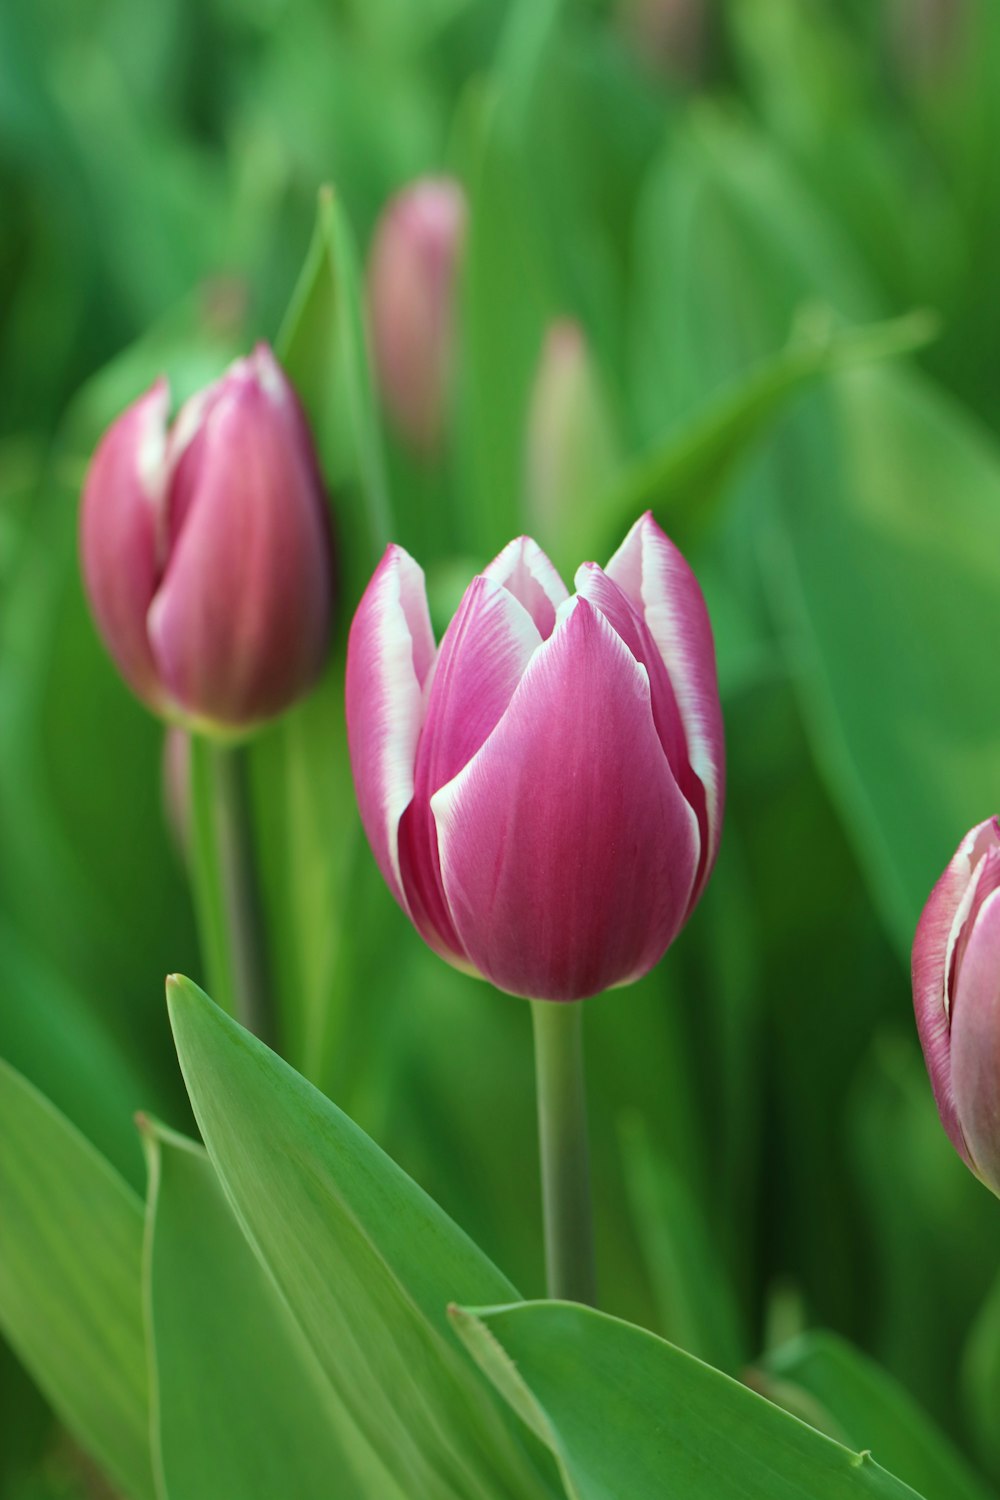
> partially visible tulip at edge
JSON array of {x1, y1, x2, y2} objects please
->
[
  {"x1": 913, "y1": 816, "x2": 1000, "y2": 1197},
  {"x1": 367, "y1": 176, "x2": 466, "y2": 457},
  {"x1": 346, "y1": 513, "x2": 724, "y2": 1002},
  {"x1": 80, "y1": 343, "x2": 334, "y2": 737}
]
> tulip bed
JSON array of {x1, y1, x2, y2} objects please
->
[{"x1": 3, "y1": 3, "x2": 1000, "y2": 1499}]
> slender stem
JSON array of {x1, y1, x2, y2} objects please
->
[
  {"x1": 206, "y1": 741, "x2": 272, "y2": 1044},
  {"x1": 531, "y1": 1000, "x2": 596, "y2": 1305}
]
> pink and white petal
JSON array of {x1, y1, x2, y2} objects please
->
[
  {"x1": 399, "y1": 575, "x2": 541, "y2": 961},
  {"x1": 949, "y1": 887, "x2": 1000, "y2": 1194},
  {"x1": 431, "y1": 596, "x2": 700, "y2": 1001},
  {"x1": 483, "y1": 535, "x2": 568, "y2": 639},
  {"x1": 912, "y1": 818, "x2": 1000, "y2": 1168},
  {"x1": 606, "y1": 512, "x2": 724, "y2": 893},
  {"x1": 147, "y1": 378, "x2": 331, "y2": 727},
  {"x1": 346, "y1": 545, "x2": 435, "y2": 917},
  {"x1": 574, "y1": 562, "x2": 693, "y2": 803},
  {"x1": 79, "y1": 380, "x2": 171, "y2": 710}
]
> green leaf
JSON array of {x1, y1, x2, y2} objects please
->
[
  {"x1": 603, "y1": 308, "x2": 936, "y2": 554},
  {"x1": 0, "y1": 1059, "x2": 153, "y2": 1500},
  {"x1": 618, "y1": 1114, "x2": 745, "y2": 1374},
  {"x1": 763, "y1": 361, "x2": 1000, "y2": 947},
  {"x1": 451, "y1": 1300, "x2": 925, "y2": 1500},
  {"x1": 142, "y1": 1120, "x2": 401, "y2": 1500},
  {"x1": 278, "y1": 183, "x2": 391, "y2": 591},
  {"x1": 246, "y1": 183, "x2": 393, "y2": 1083},
  {"x1": 763, "y1": 1332, "x2": 995, "y2": 1500},
  {"x1": 165, "y1": 975, "x2": 557, "y2": 1500}
]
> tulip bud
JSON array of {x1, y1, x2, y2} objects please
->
[
  {"x1": 913, "y1": 817, "x2": 1000, "y2": 1196},
  {"x1": 80, "y1": 344, "x2": 333, "y2": 736},
  {"x1": 346, "y1": 513, "x2": 724, "y2": 1002},
  {"x1": 620, "y1": 0, "x2": 707, "y2": 81},
  {"x1": 524, "y1": 320, "x2": 618, "y2": 563},
  {"x1": 366, "y1": 177, "x2": 466, "y2": 457}
]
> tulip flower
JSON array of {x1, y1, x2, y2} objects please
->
[
  {"x1": 366, "y1": 177, "x2": 466, "y2": 456},
  {"x1": 80, "y1": 344, "x2": 333, "y2": 736},
  {"x1": 913, "y1": 816, "x2": 1000, "y2": 1197},
  {"x1": 346, "y1": 512, "x2": 724, "y2": 1003}
]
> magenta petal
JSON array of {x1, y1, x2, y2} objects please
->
[
  {"x1": 574, "y1": 562, "x2": 695, "y2": 811},
  {"x1": 147, "y1": 373, "x2": 331, "y2": 727},
  {"x1": 483, "y1": 535, "x2": 568, "y2": 639},
  {"x1": 399, "y1": 575, "x2": 541, "y2": 962},
  {"x1": 913, "y1": 818, "x2": 1000, "y2": 1167},
  {"x1": 605, "y1": 512, "x2": 724, "y2": 898},
  {"x1": 431, "y1": 597, "x2": 700, "y2": 1000},
  {"x1": 346, "y1": 545, "x2": 436, "y2": 916},
  {"x1": 79, "y1": 380, "x2": 171, "y2": 710},
  {"x1": 950, "y1": 887, "x2": 1000, "y2": 1194}
]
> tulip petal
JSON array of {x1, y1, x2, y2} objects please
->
[
  {"x1": 911, "y1": 817, "x2": 1000, "y2": 1167},
  {"x1": 431, "y1": 596, "x2": 700, "y2": 1000},
  {"x1": 484, "y1": 536, "x2": 568, "y2": 639},
  {"x1": 575, "y1": 562, "x2": 696, "y2": 813},
  {"x1": 346, "y1": 545, "x2": 436, "y2": 916},
  {"x1": 606, "y1": 512, "x2": 724, "y2": 897},
  {"x1": 399, "y1": 575, "x2": 541, "y2": 961},
  {"x1": 147, "y1": 371, "x2": 331, "y2": 727},
  {"x1": 79, "y1": 380, "x2": 171, "y2": 710},
  {"x1": 949, "y1": 885, "x2": 1000, "y2": 1193}
]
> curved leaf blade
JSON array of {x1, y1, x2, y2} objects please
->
[
  {"x1": 0, "y1": 1059, "x2": 153, "y2": 1500},
  {"x1": 451, "y1": 1300, "x2": 925, "y2": 1500}
]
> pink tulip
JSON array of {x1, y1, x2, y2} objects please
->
[
  {"x1": 913, "y1": 817, "x2": 1000, "y2": 1195},
  {"x1": 366, "y1": 177, "x2": 466, "y2": 456},
  {"x1": 346, "y1": 514, "x2": 724, "y2": 1001},
  {"x1": 80, "y1": 344, "x2": 333, "y2": 735}
]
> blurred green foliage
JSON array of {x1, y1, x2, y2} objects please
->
[{"x1": 3, "y1": 0, "x2": 1000, "y2": 1495}]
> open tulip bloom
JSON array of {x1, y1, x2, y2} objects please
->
[
  {"x1": 346, "y1": 513, "x2": 724, "y2": 1003},
  {"x1": 348, "y1": 513, "x2": 723, "y2": 1299},
  {"x1": 913, "y1": 816, "x2": 1000, "y2": 1197}
]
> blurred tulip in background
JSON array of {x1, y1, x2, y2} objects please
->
[{"x1": 366, "y1": 177, "x2": 466, "y2": 458}]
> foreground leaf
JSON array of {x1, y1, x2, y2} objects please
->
[
  {"x1": 451, "y1": 1300, "x2": 924, "y2": 1500},
  {"x1": 0, "y1": 1059, "x2": 153, "y2": 1500},
  {"x1": 142, "y1": 1120, "x2": 401, "y2": 1500},
  {"x1": 763, "y1": 1332, "x2": 994, "y2": 1500},
  {"x1": 166, "y1": 975, "x2": 556, "y2": 1500}
]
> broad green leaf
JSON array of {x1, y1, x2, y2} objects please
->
[
  {"x1": 763, "y1": 362, "x2": 1000, "y2": 946},
  {"x1": 278, "y1": 183, "x2": 390, "y2": 589},
  {"x1": 142, "y1": 1120, "x2": 402, "y2": 1500},
  {"x1": 618, "y1": 1114, "x2": 745, "y2": 1374},
  {"x1": 764, "y1": 1332, "x2": 994, "y2": 1500},
  {"x1": 0, "y1": 1060, "x2": 153, "y2": 1500},
  {"x1": 603, "y1": 308, "x2": 935, "y2": 555},
  {"x1": 451, "y1": 1300, "x2": 924, "y2": 1500},
  {"x1": 165, "y1": 975, "x2": 558, "y2": 1500},
  {"x1": 246, "y1": 184, "x2": 393, "y2": 1082}
]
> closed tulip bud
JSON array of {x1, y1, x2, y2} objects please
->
[
  {"x1": 80, "y1": 344, "x2": 333, "y2": 736},
  {"x1": 367, "y1": 176, "x2": 466, "y2": 457},
  {"x1": 913, "y1": 817, "x2": 1000, "y2": 1195},
  {"x1": 346, "y1": 513, "x2": 724, "y2": 1002}
]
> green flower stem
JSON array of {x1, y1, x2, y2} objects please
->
[
  {"x1": 530, "y1": 999, "x2": 596, "y2": 1305},
  {"x1": 190, "y1": 737, "x2": 273, "y2": 1044}
]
